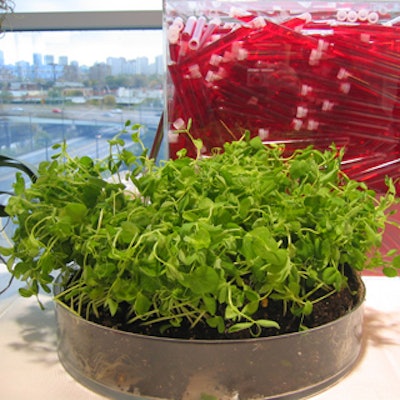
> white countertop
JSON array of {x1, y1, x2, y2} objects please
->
[{"x1": 1, "y1": 266, "x2": 400, "y2": 400}]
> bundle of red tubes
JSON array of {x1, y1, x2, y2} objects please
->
[{"x1": 165, "y1": 3, "x2": 400, "y2": 193}]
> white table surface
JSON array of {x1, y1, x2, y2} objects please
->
[{"x1": 1, "y1": 265, "x2": 400, "y2": 400}]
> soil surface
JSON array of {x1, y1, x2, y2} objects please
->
[{"x1": 88, "y1": 269, "x2": 362, "y2": 340}]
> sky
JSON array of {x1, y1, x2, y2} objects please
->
[
  {"x1": 0, "y1": 0, "x2": 163, "y2": 66},
  {"x1": 0, "y1": 30, "x2": 163, "y2": 66},
  {"x1": 13, "y1": 0, "x2": 162, "y2": 12}
]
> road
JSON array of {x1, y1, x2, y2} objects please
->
[
  {"x1": 0, "y1": 103, "x2": 163, "y2": 248},
  {"x1": 1, "y1": 104, "x2": 163, "y2": 126},
  {"x1": 0, "y1": 132, "x2": 154, "y2": 248},
  {"x1": 0, "y1": 132, "x2": 153, "y2": 192},
  {"x1": 0, "y1": 103, "x2": 163, "y2": 197}
]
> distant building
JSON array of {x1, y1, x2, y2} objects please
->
[
  {"x1": 89, "y1": 63, "x2": 111, "y2": 84},
  {"x1": 136, "y1": 57, "x2": 149, "y2": 75},
  {"x1": 124, "y1": 60, "x2": 136, "y2": 75},
  {"x1": 44, "y1": 55, "x2": 54, "y2": 65},
  {"x1": 32, "y1": 54, "x2": 43, "y2": 80},
  {"x1": 1, "y1": 51, "x2": 163, "y2": 85},
  {"x1": 63, "y1": 63, "x2": 80, "y2": 81},
  {"x1": 59, "y1": 56, "x2": 68, "y2": 66},
  {"x1": 33, "y1": 53, "x2": 42, "y2": 66},
  {"x1": 155, "y1": 55, "x2": 164, "y2": 75},
  {"x1": 15, "y1": 61, "x2": 30, "y2": 80}
]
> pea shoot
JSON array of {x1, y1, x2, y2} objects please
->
[{"x1": 1, "y1": 122, "x2": 399, "y2": 337}]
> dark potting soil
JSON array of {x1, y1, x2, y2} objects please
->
[{"x1": 89, "y1": 269, "x2": 363, "y2": 340}]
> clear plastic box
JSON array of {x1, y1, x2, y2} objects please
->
[
  {"x1": 56, "y1": 281, "x2": 364, "y2": 399},
  {"x1": 164, "y1": 1, "x2": 400, "y2": 193}
]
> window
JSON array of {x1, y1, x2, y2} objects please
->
[
  {"x1": 0, "y1": 3, "x2": 165, "y2": 245},
  {"x1": 0, "y1": 2, "x2": 164, "y2": 184}
]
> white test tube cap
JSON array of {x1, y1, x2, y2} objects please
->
[
  {"x1": 340, "y1": 82, "x2": 351, "y2": 94},
  {"x1": 188, "y1": 64, "x2": 202, "y2": 78},
  {"x1": 173, "y1": 17, "x2": 184, "y2": 31},
  {"x1": 299, "y1": 12, "x2": 312, "y2": 23},
  {"x1": 336, "y1": 9, "x2": 347, "y2": 22},
  {"x1": 368, "y1": 12, "x2": 379, "y2": 24},
  {"x1": 322, "y1": 100, "x2": 334, "y2": 112},
  {"x1": 229, "y1": 6, "x2": 251, "y2": 18},
  {"x1": 168, "y1": 131, "x2": 180, "y2": 143},
  {"x1": 209, "y1": 54, "x2": 223, "y2": 66},
  {"x1": 347, "y1": 10, "x2": 358, "y2": 23},
  {"x1": 301, "y1": 84, "x2": 313, "y2": 96},
  {"x1": 258, "y1": 128, "x2": 269, "y2": 140},
  {"x1": 167, "y1": 26, "x2": 180, "y2": 44},
  {"x1": 250, "y1": 16, "x2": 267, "y2": 29},
  {"x1": 360, "y1": 33, "x2": 371, "y2": 43},
  {"x1": 172, "y1": 118, "x2": 186, "y2": 130},
  {"x1": 247, "y1": 96, "x2": 258, "y2": 105},
  {"x1": 296, "y1": 106, "x2": 308, "y2": 119},
  {"x1": 357, "y1": 9, "x2": 369, "y2": 22},
  {"x1": 309, "y1": 48, "x2": 321, "y2": 66},
  {"x1": 307, "y1": 119, "x2": 319, "y2": 131},
  {"x1": 337, "y1": 67, "x2": 349, "y2": 80},
  {"x1": 292, "y1": 118, "x2": 303, "y2": 131}
]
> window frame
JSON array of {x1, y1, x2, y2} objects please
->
[{"x1": 3, "y1": 10, "x2": 162, "y2": 31}]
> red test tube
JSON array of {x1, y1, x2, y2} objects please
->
[
  {"x1": 178, "y1": 16, "x2": 197, "y2": 61},
  {"x1": 179, "y1": 23, "x2": 253, "y2": 66},
  {"x1": 199, "y1": 17, "x2": 221, "y2": 48},
  {"x1": 188, "y1": 16, "x2": 206, "y2": 51}
]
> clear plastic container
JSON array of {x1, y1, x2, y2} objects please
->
[
  {"x1": 56, "y1": 279, "x2": 365, "y2": 400},
  {"x1": 164, "y1": 1, "x2": 400, "y2": 193}
]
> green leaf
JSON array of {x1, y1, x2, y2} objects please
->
[
  {"x1": 185, "y1": 266, "x2": 220, "y2": 295},
  {"x1": 193, "y1": 138, "x2": 203, "y2": 150},
  {"x1": 264, "y1": 249, "x2": 289, "y2": 271},
  {"x1": 94, "y1": 263, "x2": 117, "y2": 279},
  {"x1": 0, "y1": 246, "x2": 12, "y2": 257},
  {"x1": 228, "y1": 322, "x2": 253, "y2": 333},
  {"x1": 106, "y1": 298, "x2": 119, "y2": 316},
  {"x1": 244, "y1": 289, "x2": 259, "y2": 302},
  {"x1": 182, "y1": 210, "x2": 199, "y2": 222},
  {"x1": 202, "y1": 295, "x2": 217, "y2": 315},
  {"x1": 256, "y1": 319, "x2": 280, "y2": 329},
  {"x1": 108, "y1": 137, "x2": 125, "y2": 147},
  {"x1": 302, "y1": 301, "x2": 313, "y2": 316},
  {"x1": 224, "y1": 304, "x2": 237, "y2": 320},
  {"x1": 322, "y1": 267, "x2": 341, "y2": 285},
  {"x1": 393, "y1": 255, "x2": 400, "y2": 269},
  {"x1": 239, "y1": 197, "x2": 252, "y2": 219},
  {"x1": 242, "y1": 300, "x2": 259, "y2": 316},
  {"x1": 79, "y1": 156, "x2": 94, "y2": 168},
  {"x1": 382, "y1": 267, "x2": 398, "y2": 278},
  {"x1": 134, "y1": 292, "x2": 152, "y2": 315},
  {"x1": 183, "y1": 227, "x2": 211, "y2": 250},
  {"x1": 60, "y1": 203, "x2": 88, "y2": 224},
  {"x1": 18, "y1": 287, "x2": 34, "y2": 298},
  {"x1": 206, "y1": 316, "x2": 225, "y2": 333},
  {"x1": 120, "y1": 221, "x2": 140, "y2": 243}
]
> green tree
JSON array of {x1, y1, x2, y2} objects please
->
[
  {"x1": 0, "y1": 90, "x2": 13, "y2": 104},
  {"x1": 103, "y1": 95, "x2": 116, "y2": 107}
]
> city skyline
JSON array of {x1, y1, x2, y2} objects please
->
[
  {"x1": 0, "y1": 30, "x2": 164, "y2": 66},
  {"x1": 4, "y1": 50, "x2": 163, "y2": 72},
  {"x1": 0, "y1": 49, "x2": 164, "y2": 82}
]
